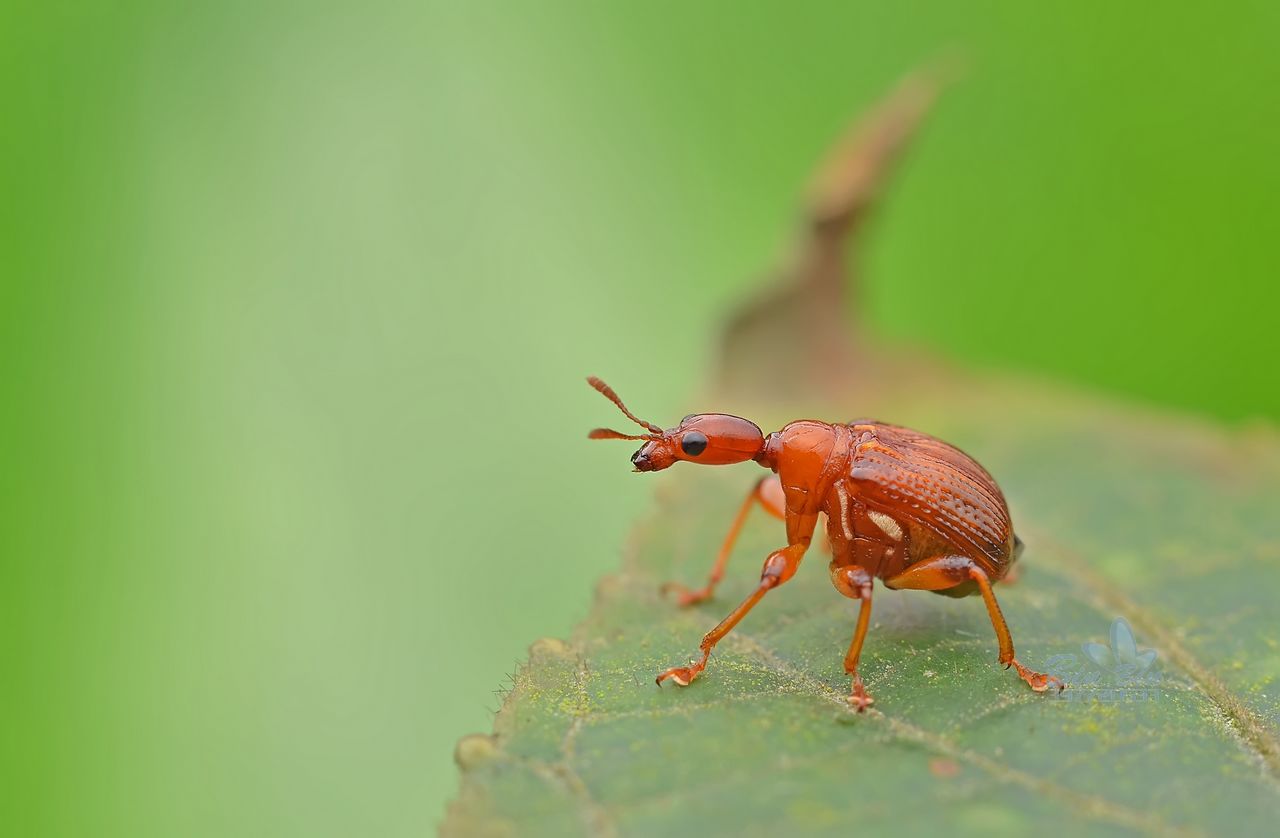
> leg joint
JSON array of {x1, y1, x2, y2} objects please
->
[{"x1": 830, "y1": 563, "x2": 873, "y2": 600}]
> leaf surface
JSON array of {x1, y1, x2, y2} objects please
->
[{"x1": 444, "y1": 367, "x2": 1280, "y2": 837}]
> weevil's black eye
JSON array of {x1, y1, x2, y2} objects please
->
[{"x1": 680, "y1": 430, "x2": 708, "y2": 457}]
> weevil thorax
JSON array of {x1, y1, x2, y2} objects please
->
[{"x1": 756, "y1": 420, "x2": 843, "y2": 499}]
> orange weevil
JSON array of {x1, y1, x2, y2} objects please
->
[{"x1": 588, "y1": 376, "x2": 1061, "y2": 711}]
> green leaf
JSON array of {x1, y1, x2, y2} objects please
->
[
  {"x1": 443, "y1": 69, "x2": 1280, "y2": 837},
  {"x1": 444, "y1": 369, "x2": 1280, "y2": 836}
]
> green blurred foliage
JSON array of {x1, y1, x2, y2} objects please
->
[{"x1": 1, "y1": 1, "x2": 1277, "y2": 835}]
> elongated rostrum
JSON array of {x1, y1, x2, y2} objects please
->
[{"x1": 587, "y1": 376, "x2": 1061, "y2": 711}]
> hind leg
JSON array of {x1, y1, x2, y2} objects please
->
[{"x1": 885, "y1": 555, "x2": 1061, "y2": 693}]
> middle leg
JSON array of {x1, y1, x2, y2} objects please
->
[{"x1": 830, "y1": 564, "x2": 875, "y2": 711}]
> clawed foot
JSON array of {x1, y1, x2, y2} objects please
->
[
  {"x1": 847, "y1": 675, "x2": 875, "y2": 712},
  {"x1": 656, "y1": 652, "x2": 709, "y2": 687},
  {"x1": 659, "y1": 581, "x2": 714, "y2": 608},
  {"x1": 1008, "y1": 658, "x2": 1065, "y2": 693}
]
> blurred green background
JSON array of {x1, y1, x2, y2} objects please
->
[{"x1": 3, "y1": 1, "x2": 1278, "y2": 835}]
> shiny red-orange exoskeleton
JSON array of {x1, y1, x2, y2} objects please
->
[{"x1": 587, "y1": 376, "x2": 1061, "y2": 711}]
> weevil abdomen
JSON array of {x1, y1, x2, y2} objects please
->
[{"x1": 845, "y1": 421, "x2": 1016, "y2": 580}]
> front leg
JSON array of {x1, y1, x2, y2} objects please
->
[
  {"x1": 657, "y1": 515, "x2": 814, "y2": 688},
  {"x1": 661, "y1": 475, "x2": 786, "y2": 607}
]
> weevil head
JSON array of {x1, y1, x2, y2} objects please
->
[
  {"x1": 586, "y1": 377, "x2": 764, "y2": 473},
  {"x1": 630, "y1": 413, "x2": 766, "y2": 472}
]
